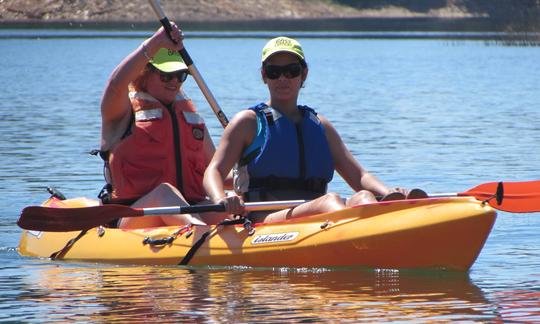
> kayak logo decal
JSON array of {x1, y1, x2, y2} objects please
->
[{"x1": 251, "y1": 232, "x2": 299, "y2": 245}]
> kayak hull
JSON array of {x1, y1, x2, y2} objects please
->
[{"x1": 18, "y1": 196, "x2": 496, "y2": 271}]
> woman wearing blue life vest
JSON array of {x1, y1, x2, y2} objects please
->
[
  {"x1": 100, "y1": 24, "x2": 229, "y2": 228},
  {"x1": 204, "y1": 36, "x2": 425, "y2": 222}
]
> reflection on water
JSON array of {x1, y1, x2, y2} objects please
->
[
  {"x1": 492, "y1": 289, "x2": 540, "y2": 323},
  {"x1": 4, "y1": 264, "x2": 509, "y2": 323}
]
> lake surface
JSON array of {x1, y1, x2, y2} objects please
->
[{"x1": 0, "y1": 30, "x2": 539, "y2": 322}]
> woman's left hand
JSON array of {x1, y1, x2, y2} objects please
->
[
  {"x1": 149, "y1": 22, "x2": 185, "y2": 52},
  {"x1": 167, "y1": 22, "x2": 185, "y2": 44}
]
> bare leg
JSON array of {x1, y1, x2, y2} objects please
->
[
  {"x1": 261, "y1": 192, "x2": 346, "y2": 223},
  {"x1": 346, "y1": 190, "x2": 377, "y2": 207},
  {"x1": 118, "y1": 183, "x2": 206, "y2": 229}
]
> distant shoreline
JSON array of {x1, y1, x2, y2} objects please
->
[
  {"x1": 3, "y1": 30, "x2": 539, "y2": 43},
  {"x1": 0, "y1": 16, "x2": 536, "y2": 33},
  {"x1": 2, "y1": 17, "x2": 539, "y2": 45}
]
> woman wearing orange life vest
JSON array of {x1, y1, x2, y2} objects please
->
[{"x1": 100, "y1": 23, "x2": 227, "y2": 228}]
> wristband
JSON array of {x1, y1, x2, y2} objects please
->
[{"x1": 141, "y1": 43, "x2": 152, "y2": 61}]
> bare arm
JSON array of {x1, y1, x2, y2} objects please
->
[
  {"x1": 100, "y1": 24, "x2": 185, "y2": 151},
  {"x1": 202, "y1": 126, "x2": 233, "y2": 190},
  {"x1": 204, "y1": 110, "x2": 257, "y2": 204},
  {"x1": 320, "y1": 116, "x2": 391, "y2": 196}
]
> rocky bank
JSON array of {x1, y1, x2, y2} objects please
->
[{"x1": 1, "y1": 0, "x2": 539, "y2": 32}]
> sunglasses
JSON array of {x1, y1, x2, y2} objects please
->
[
  {"x1": 264, "y1": 63, "x2": 303, "y2": 80},
  {"x1": 153, "y1": 67, "x2": 189, "y2": 83}
]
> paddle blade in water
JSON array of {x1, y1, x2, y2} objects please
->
[
  {"x1": 460, "y1": 180, "x2": 540, "y2": 213},
  {"x1": 17, "y1": 205, "x2": 144, "y2": 232}
]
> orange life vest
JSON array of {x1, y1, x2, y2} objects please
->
[{"x1": 108, "y1": 91, "x2": 208, "y2": 203}]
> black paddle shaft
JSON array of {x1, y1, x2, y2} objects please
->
[{"x1": 159, "y1": 17, "x2": 194, "y2": 66}]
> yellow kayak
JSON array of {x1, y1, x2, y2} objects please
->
[{"x1": 18, "y1": 195, "x2": 496, "y2": 271}]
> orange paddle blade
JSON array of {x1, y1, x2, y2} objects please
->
[{"x1": 459, "y1": 180, "x2": 540, "y2": 213}]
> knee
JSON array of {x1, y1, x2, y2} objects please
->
[
  {"x1": 347, "y1": 190, "x2": 377, "y2": 206},
  {"x1": 156, "y1": 182, "x2": 176, "y2": 191},
  {"x1": 354, "y1": 190, "x2": 376, "y2": 200},
  {"x1": 153, "y1": 183, "x2": 180, "y2": 196},
  {"x1": 146, "y1": 183, "x2": 186, "y2": 205},
  {"x1": 321, "y1": 192, "x2": 345, "y2": 212}
]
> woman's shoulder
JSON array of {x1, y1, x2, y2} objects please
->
[
  {"x1": 226, "y1": 109, "x2": 257, "y2": 131},
  {"x1": 222, "y1": 109, "x2": 258, "y2": 145},
  {"x1": 312, "y1": 113, "x2": 338, "y2": 134},
  {"x1": 234, "y1": 107, "x2": 259, "y2": 121}
]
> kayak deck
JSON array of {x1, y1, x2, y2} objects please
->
[{"x1": 18, "y1": 196, "x2": 496, "y2": 271}]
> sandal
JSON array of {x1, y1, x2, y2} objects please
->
[
  {"x1": 380, "y1": 192, "x2": 406, "y2": 201},
  {"x1": 406, "y1": 188, "x2": 429, "y2": 199}
]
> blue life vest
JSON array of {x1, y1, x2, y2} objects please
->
[{"x1": 239, "y1": 103, "x2": 334, "y2": 200}]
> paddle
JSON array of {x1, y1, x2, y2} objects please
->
[
  {"x1": 380, "y1": 180, "x2": 540, "y2": 213},
  {"x1": 18, "y1": 180, "x2": 539, "y2": 232},
  {"x1": 17, "y1": 200, "x2": 308, "y2": 232},
  {"x1": 148, "y1": 0, "x2": 229, "y2": 127},
  {"x1": 457, "y1": 180, "x2": 540, "y2": 213}
]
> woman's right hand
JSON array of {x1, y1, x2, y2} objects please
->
[{"x1": 217, "y1": 194, "x2": 246, "y2": 217}]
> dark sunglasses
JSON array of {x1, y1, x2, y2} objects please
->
[
  {"x1": 153, "y1": 67, "x2": 189, "y2": 83},
  {"x1": 264, "y1": 63, "x2": 303, "y2": 80}
]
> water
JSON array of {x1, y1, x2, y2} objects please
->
[{"x1": 1, "y1": 31, "x2": 539, "y2": 322}]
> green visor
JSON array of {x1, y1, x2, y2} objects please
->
[{"x1": 150, "y1": 48, "x2": 188, "y2": 72}]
